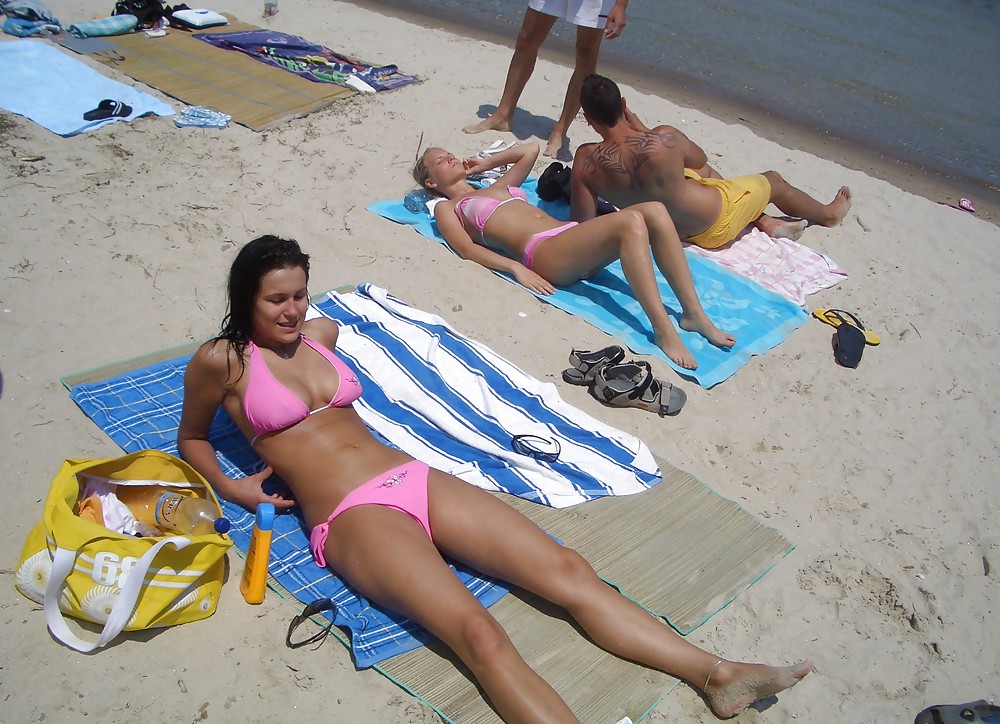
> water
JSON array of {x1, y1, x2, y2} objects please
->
[{"x1": 371, "y1": 0, "x2": 1000, "y2": 194}]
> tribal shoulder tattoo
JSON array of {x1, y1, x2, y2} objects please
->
[{"x1": 581, "y1": 131, "x2": 676, "y2": 191}]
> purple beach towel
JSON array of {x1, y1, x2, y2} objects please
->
[{"x1": 194, "y1": 29, "x2": 420, "y2": 91}]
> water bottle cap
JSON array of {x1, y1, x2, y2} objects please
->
[{"x1": 214, "y1": 517, "x2": 231, "y2": 534}]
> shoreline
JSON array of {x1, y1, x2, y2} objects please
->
[{"x1": 363, "y1": 0, "x2": 999, "y2": 226}]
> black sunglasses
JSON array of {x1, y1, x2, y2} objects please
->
[
  {"x1": 285, "y1": 598, "x2": 337, "y2": 650},
  {"x1": 511, "y1": 434, "x2": 561, "y2": 463}
]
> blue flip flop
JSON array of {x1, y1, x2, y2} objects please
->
[{"x1": 915, "y1": 700, "x2": 1000, "y2": 724}]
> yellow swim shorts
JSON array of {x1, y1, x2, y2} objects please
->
[{"x1": 684, "y1": 171, "x2": 772, "y2": 249}]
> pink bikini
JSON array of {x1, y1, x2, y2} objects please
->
[
  {"x1": 241, "y1": 335, "x2": 434, "y2": 567},
  {"x1": 454, "y1": 187, "x2": 577, "y2": 270}
]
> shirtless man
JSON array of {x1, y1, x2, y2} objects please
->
[{"x1": 571, "y1": 74, "x2": 853, "y2": 248}]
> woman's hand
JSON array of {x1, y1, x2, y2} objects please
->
[
  {"x1": 513, "y1": 265, "x2": 557, "y2": 295},
  {"x1": 224, "y1": 465, "x2": 297, "y2": 512},
  {"x1": 462, "y1": 156, "x2": 491, "y2": 176}
]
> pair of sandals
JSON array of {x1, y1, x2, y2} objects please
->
[
  {"x1": 812, "y1": 308, "x2": 880, "y2": 368},
  {"x1": 561, "y1": 345, "x2": 686, "y2": 416}
]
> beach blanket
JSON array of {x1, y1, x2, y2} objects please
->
[
  {"x1": 195, "y1": 29, "x2": 419, "y2": 92},
  {"x1": 83, "y1": 15, "x2": 355, "y2": 131},
  {"x1": 0, "y1": 40, "x2": 173, "y2": 136},
  {"x1": 687, "y1": 227, "x2": 848, "y2": 306},
  {"x1": 368, "y1": 181, "x2": 809, "y2": 388},
  {"x1": 66, "y1": 285, "x2": 660, "y2": 667}
]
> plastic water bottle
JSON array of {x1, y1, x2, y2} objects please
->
[{"x1": 118, "y1": 487, "x2": 231, "y2": 536}]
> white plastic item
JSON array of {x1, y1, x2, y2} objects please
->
[{"x1": 171, "y1": 9, "x2": 228, "y2": 28}]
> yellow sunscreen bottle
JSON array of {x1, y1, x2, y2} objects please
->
[{"x1": 240, "y1": 503, "x2": 274, "y2": 604}]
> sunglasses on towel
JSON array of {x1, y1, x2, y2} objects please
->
[
  {"x1": 285, "y1": 598, "x2": 337, "y2": 649},
  {"x1": 511, "y1": 434, "x2": 561, "y2": 463}
]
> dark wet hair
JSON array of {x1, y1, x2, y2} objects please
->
[
  {"x1": 580, "y1": 73, "x2": 623, "y2": 127},
  {"x1": 217, "y1": 235, "x2": 310, "y2": 375}
]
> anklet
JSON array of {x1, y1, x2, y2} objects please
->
[{"x1": 704, "y1": 659, "x2": 724, "y2": 690}]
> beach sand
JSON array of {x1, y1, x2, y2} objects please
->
[{"x1": 1, "y1": 1, "x2": 997, "y2": 721}]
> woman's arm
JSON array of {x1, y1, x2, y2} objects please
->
[
  {"x1": 435, "y1": 201, "x2": 556, "y2": 294},
  {"x1": 464, "y1": 141, "x2": 540, "y2": 189},
  {"x1": 177, "y1": 341, "x2": 295, "y2": 511}
]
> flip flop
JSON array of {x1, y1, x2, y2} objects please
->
[
  {"x1": 562, "y1": 345, "x2": 625, "y2": 385},
  {"x1": 591, "y1": 361, "x2": 686, "y2": 416},
  {"x1": 914, "y1": 699, "x2": 1000, "y2": 724},
  {"x1": 83, "y1": 98, "x2": 132, "y2": 122},
  {"x1": 812, "y1": 308, "x2": 881, "y2": 345}
]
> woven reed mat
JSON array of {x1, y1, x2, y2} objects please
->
[
  {"x1": 96, "y1": 16, "x2": 354, "y2": 131},
  {"x1": 375, "y1": 462, "x2": 794, "y2": 723}
]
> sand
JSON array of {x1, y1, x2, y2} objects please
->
[{"x1": 1, "y1": 0, "x2": 997, "y2": 721}]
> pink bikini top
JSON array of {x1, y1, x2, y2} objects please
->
[
  {"x1": 454, "y1": 186, "x2": 528, "y2": 240},
  {"x1": 243, "y1": 335, "x2": 362, "y2": 444}
]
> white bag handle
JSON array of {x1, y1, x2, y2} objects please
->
[{"x1": 44, "y1": 536, "x2": 192, "y2": 653}]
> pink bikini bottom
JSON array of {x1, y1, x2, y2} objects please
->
[
  {"x1": 309, "y1": 461, "x2": 432, "y2": 567},
  {"x1": 522, "y1": 222, "x2": 578, "y2": 269}
]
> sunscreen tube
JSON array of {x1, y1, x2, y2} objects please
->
[{"x1": 240, "y1": 503, "x2": 275, "y2": 604}]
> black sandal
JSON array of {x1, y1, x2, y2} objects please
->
[{"x1": 561, "y1": 345, "x2": 625, "y2": 385}]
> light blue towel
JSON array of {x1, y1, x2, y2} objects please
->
[
  {"x1": 367, "y1": 179, "x2": 809, "y2": 388},
  {"x1": 0, "y1": 40, "x2": 173, "y2": 136},
  {"x1": 67, "y1": 286, "x2": 659, "y2": 667}
]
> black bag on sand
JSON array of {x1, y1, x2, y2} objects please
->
[
  {"x1": 112, "y1": 0, "x2": 164, "y2": 28},
  {"x1": 537, "y1": 161, "x2": 619, "y2": 216}
]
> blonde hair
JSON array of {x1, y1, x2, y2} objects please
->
[{"x1": 410, "y1": 146, "x2": 434, "y2": 190}]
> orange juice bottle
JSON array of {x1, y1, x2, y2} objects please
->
[{"x1": 240, "y1": 503, "x2": 274, "y2": 604}]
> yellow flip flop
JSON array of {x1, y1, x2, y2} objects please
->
[{"x1": 812, "y1": 308, "x2": 881, "y2": 345}]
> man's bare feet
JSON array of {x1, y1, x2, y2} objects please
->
[
  {"x1": 821, "y1": 186, "x2": 853, "y2": 227},
  {"x1": 756, "y1": 215, "x2": 808, "y2": 241},
  {"x1": 678, "y1": 313, "x2": 737, "y2": 350},
  {"x1": 463, "y1": 114, "x2": 511, "y2": 134},
  {"x1": 705, "y1": 660, "x2": 814, "y2": 718},
  {"x1": 654, "y1": 328, "x2": 697, "y2": 370}
]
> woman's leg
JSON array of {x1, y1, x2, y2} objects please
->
[
  {"x1": 427, "y1": 470, "x2": 814, "y2": 718},
  {"x1": 323, "y1": 503, "x2": 578, "y2": 723},
  {"x1": 531, "y1": 208, "x2": 729, "y2": 369},
  {"x1": 628, "y1": 202, "x2": 736, "y2": 350}
]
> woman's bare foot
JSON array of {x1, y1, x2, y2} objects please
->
[
  {"x1": 679, "y1": 313, "x2": 737, "y2": 349},
  {"x1": 756, "y1": 215, "x2": 808, "y2": 241},
  {"x1": 654, "y1": 327, "x2": 697, "y2": 370},
  {"x1": 463, "y1": 114, "x2": 511, "y2": 134},
  {"x1": 820, "y1": 186, "x2": 853, "y2": 227},
  {"x1": 705, "y1": 660, "x2": 815, "y2": 718}
]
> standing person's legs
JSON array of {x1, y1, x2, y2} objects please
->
[
  {"x1": 544, "y1": 24, "x2": 603, "y2": 159},
  {"x1": 463, "y1": 7, "x2": 559, "y2": 134},
  {"x1": 761, "y1": 170, "x2": 853, "y2": 227},
  {"x1": 426, "y1": 470, "x2": 815, "y2": 718}
]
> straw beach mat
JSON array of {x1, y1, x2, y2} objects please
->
[
  {"x1": 96, "y1": 16, "x2": 353, "y2": 130},
  {"x1": 369, "y1": 463, "x2": 793, "y2": 722}
]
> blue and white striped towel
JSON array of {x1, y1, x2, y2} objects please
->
[{"x1": 313, "y1": 285, "x2": 661, "y2": 506}]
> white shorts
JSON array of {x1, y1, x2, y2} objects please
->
[{"x1": 528, "y1": 0, "x2": 616, "y2": 29}]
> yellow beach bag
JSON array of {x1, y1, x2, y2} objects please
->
[{"x1": 15, "y1": 450, "x2": 232, "y2": 652}]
